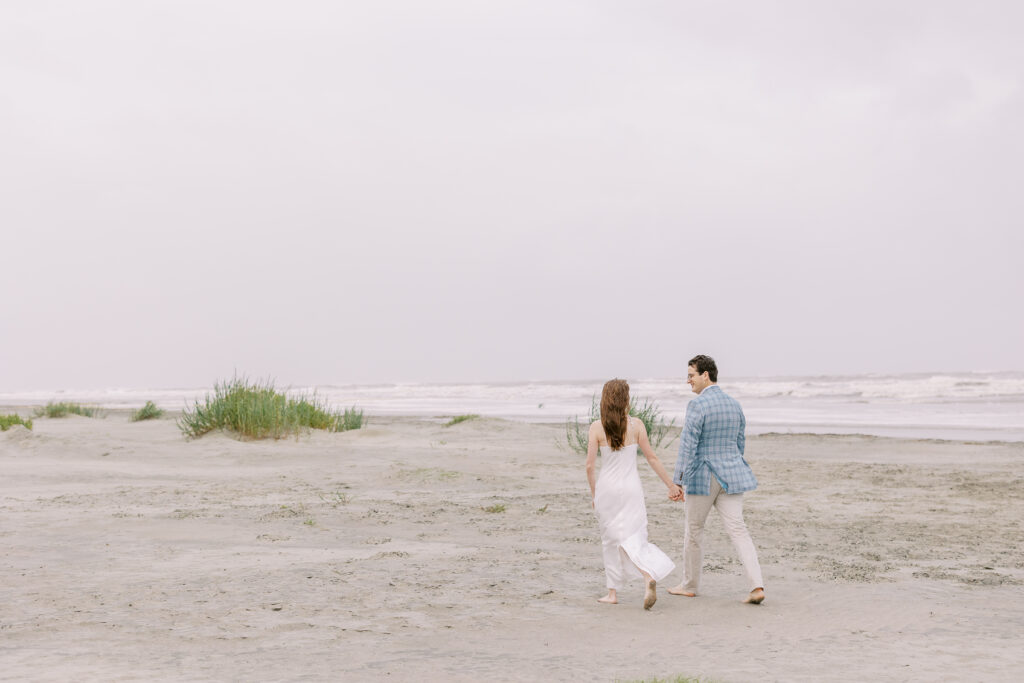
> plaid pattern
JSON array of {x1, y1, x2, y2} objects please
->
[{"x1": 673, "y1": 385, "x2": 757, "y2": 495}]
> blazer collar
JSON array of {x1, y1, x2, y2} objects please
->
[{"x1": 700, "y1": 384, "x2": 722, "y2": 396}]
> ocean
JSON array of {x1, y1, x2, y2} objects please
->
[{"x1": 3, "y1": 372, "x2": 1023, "y2": 442}]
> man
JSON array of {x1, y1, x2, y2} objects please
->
[{"x1": 667, "y1": 355, "x2": 765, "y2": 604}]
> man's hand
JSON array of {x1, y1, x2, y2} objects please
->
[{"x1": 668, "y1": 484, "x2": 684, "y2": 502}]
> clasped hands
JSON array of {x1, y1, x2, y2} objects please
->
[{"x1": 668, "y1": 484, "x2": 684, "y2": 502}]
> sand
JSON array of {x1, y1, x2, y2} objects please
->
[{"x1": 2, "y1": 412, "x2": 1023, "y2": 682}]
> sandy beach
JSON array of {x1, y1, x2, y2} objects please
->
[{"x1": 2, "y1": 412, "x2": 1023, "y2": 682}]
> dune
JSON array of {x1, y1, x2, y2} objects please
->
[{"x1": 1, "y1": 412, "x2": 1022, "y2": 681}]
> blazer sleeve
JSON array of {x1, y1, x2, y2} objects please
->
[
  {"x1": 674, "y1": 400, "x2": 704, "y2": 485},
  {"x1": 738, "y1": 408, "x2": 746, "y2": 456}
]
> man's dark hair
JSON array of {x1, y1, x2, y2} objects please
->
[{"x1": 688, "y1": 354, "x2": 718, "y2": 383}]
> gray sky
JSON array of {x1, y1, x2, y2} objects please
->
[{"x1": 2, "y1": 1, "x2": 1022, "y2": 391}]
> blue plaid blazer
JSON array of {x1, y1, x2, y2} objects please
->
[{"x1": 673, "y1": 385, "x2": 757, "y2": 495}]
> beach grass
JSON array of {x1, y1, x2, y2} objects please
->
[
  {"x1": 445, "y1": 414, "x2": 479, "y2": 427},
  {"x1": 619, "y1": 677, "x2": 718, "y2": 683},
  {"x1": 565, "y1": 395, "x2": 677, "y2": 454},
  {"x1": 483, "y1": 503, "x2": 506, "y2": 513},
  {"x1": 339, "y1": 406, "x2": 364, "y2": 431},
  {"x1": 0, "y1": 414, "x2": 33, "y2": 431},
  {"x1": 34, "y1": 402, "x2": 101, "y2": 418},
  {"x1": 318, "y1": 491, "x2": 350, "y2": 506},
  {"x1": 131, "y1": 401, "x2": 164, "y2": 422},
  {"x1": 177, "y1": 378, "x2": 364, "y2": 440}
]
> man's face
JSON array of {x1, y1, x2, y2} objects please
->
[{"x1": 687, "y1": 365, "x2": 711, "y2": 394}]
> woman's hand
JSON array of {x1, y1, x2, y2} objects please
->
[{"x1": 668, "y1": 484, "x2": 684, "y2": 502}]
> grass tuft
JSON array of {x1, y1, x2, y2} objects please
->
[
  {"x1": 483, "y1": 504, "x2": 506, "y2": 513},
  {"x1": 445, "y1": 414, "x2": 479, "y2": 427},
  {"x1": 177, "y1": 377, "x2": 365, "y2": 440},
  {"x1": 339, "y1": 406, "x2": 365, "y2": 431},
  {"x1": 565, "y1": 395, "x2": 677, "y2": 455},
  {"x1": 34, "y1": 402, "x2": 101, "y2": 418},
  {"x1": 1, "y1": 414, "x2": 33, "y2": 431},
  {"x1": 318, "y1": 491, "x2": 351, "y2": 506},
  {"x1": 131, "y1": 401, "x2": 164, "y2": 422}
]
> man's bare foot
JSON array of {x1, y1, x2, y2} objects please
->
[
  {"x1": 667, "y1": 584, "x2": 696, "y2": 597},
  {"x1": 643, "y1": 580, "x2": 657, "y2": 610},
  {"x1": 597, "y1": 591, "x2": 617, "y2": 604},
  {"x1": 743, "y1": 587, "x2": 765, "y2": 604}
]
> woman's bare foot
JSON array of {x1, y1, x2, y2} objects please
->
[
  {"x1": 597, "y1": 590, "x2": 617, "y2": 604},
  {"x1": 666, "y1": 584, "x2": 696, "y2": 597},
  {"x1": 643, "y1": 580, "x2": 657, "y2": 610},
  {"x1": 743, "y1": 587, "x2": 765, "y2": 604}
]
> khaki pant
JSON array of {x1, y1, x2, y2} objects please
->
[{"x1": 682, "y1": 477, "x2": 764, "y2": 593}]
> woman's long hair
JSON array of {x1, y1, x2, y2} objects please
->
[{"x1": 600, "y1": 379, "x2": 630, "y2": 450}]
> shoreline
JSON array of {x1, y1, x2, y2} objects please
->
[{"x1": 3, "y1": 407, "x2": 1023, "y2": 445}]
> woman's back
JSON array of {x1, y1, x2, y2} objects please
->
[{"x1": 598, "y1": 442, "x2": 640, "y2": 483}]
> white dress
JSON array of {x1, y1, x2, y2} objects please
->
[{"x1": 595, "y1": 442, "x2": 676, "y2": 590}]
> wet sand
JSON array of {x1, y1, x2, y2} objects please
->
[{"x1": 2, "y1": 414, "x2": 1023, "y2": 681}]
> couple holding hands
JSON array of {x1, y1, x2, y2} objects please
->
[{"x1": 585, "y1": 355, "x2": 765, "y2": 610}]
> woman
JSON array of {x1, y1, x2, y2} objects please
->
[{"x1": 586, "y1": 379, "x2": 682, "y2": 609}]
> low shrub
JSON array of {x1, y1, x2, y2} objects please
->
[
  {"x1": 0, "y1": 414, "x2": 33, "y2": 431},
  {"x1": 565, "y1": 395, "x2": 677, "y2": 455},
  {"x1": 445, "y1": 414, "x2": 479, "y2": 427},
  {"x1": 177, "y1": 377, "x2": 364, "y2": 440},
  {"x1": 339, "y1": 406, "x2": 364, "y2": 431},
  {"x1": 34, "y1": 402, "x2": 101, "y2": 418},
  {"x1": 131, "y1": 401, "x2": 164, "y2": 422}
]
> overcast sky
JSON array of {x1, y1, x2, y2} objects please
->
[{"x1": 2, "y1": 1, "x2": 1021, "y2": 391}]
